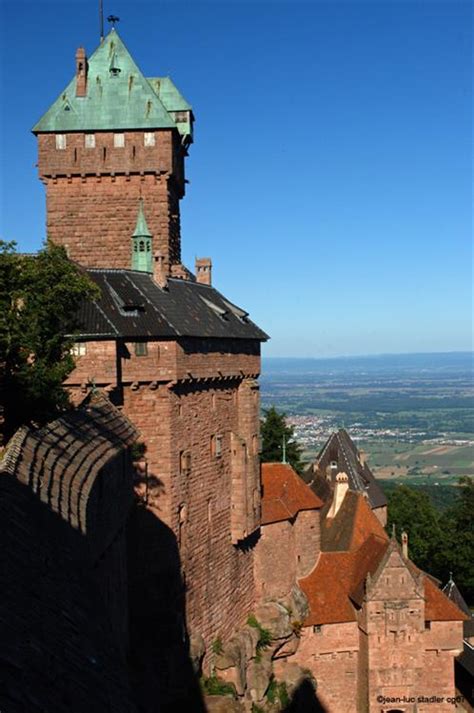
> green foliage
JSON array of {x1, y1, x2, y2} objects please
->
[
  {"x1": 0, "y1": 240, "x2": 99, "y2": 442},
  {"x1": 247, "y1": 614, "x2": 272, "y2": 660},
  {"x1": 438, "y1": 477, "x2": 474, "y2": 604},
  {"x1": 260, "y1": 406, "x2": 304, "y2": 473},
  {"x1": 251, "y1": 705, "x2": 265, "y2": 713},
  {"x1": 211, "y1": 637, "x2": 223, "y2": 655},
  {"x1": 266, "y1": 677, "x2": 290, "y2": 707},
  {"x1": 387, "y1": 479, "x2": 474, "y2": 605},
  {"x1": 130, "y1": 441, "x2": 147, "y2": 461},
  {"x1": 200, "y1": 674, "x2": 236, "y2": 697},
  {"x1": 386, "y1": 484, "x2": 442, "y2": 573}
]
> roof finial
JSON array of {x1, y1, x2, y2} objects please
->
[
  {"x1": 99, "y1": 0, "x2": 104, "y2": 42},
  {"x1": 107, "y1": 14, "x2": 120, "y2": 29},
  {"x1": 391, "y1": 523, "x2": 396, "y2": 538}
]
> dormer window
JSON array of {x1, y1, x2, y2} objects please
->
[
  {"x1": 114, "y1": 133, "x2": 125, "y2": 148},
  {"x1": 55, "y1": 134, "x2": 67, "y2": 150},
  {"x1": 174, "y1": 111, "x2": 188, "y2": 123}
]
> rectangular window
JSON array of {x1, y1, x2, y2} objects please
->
[
  {"x1": 70, "y1": 342, "x2": 87, "y2": 357},
  {"x1": 144, "y1": 132, "x2": 156, "y2": 147},
  {"x1": 134, "y1": 342, "x2": 148, "y2": 357},
  {"x1": 180, "y1": 451, "x2": 191, "y2": 475},
  {"x1": 313, "y1": 625, "x2": 322, "y2": 634},
  {"x1": 425, "y1": 620, "x2": 431, "y2": 630},
  {"x1": 211, "y1": 434, "x2": 223, "y2": 458},
  {"x1": 84, "y1": 133, "x2": 96, "y2": 148},
  {"x1": 55, "y1": 134, "x2": 67, "y2": 150},
  {"x1": 114, "y1": 133, "x2": 125, "y2": 148}
]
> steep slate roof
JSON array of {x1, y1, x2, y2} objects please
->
[
  {"x1": 310, "y1": 429, "x2": 387, "y2": 510},
  {"x1": 442, "y1": 576, "x2": 474, "y2": 637},
  {"x1": 32, "y1": 30, "x2": 187, "y2": 135},
  {"x1": 77, "y1": 269, "x2": 269, "y2": 341},
  {"x1": 261, "y1": 463, "x2": 323, "y2": 525}
]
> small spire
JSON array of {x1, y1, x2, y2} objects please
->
[
  {"x1": 391, "y1": 523, "x2": 396, "y2": 539},
  {"x1": 133, "y1": 199, "x2": 152, "y2": 238}
]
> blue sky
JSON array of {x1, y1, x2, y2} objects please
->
[{"x1": 0, "y1": 0, "x2": 472, "y2": 357}]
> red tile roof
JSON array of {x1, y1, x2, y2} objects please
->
[
  {"x1": 299, "y1": 534, "x2": 388, "y2": 625},
  {"x1": 261, "y1": 463, "x2": 323, "y2": 525},
  {"x1": 300, "y1": 490, "x2": 468, "y2": 626},
  {"x1": 322, "y1": 490, "x2": 388, "y2": 552}
]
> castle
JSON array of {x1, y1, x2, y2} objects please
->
[{"x1": 1, "y1": 26, "x2": 470, "y2": 713}]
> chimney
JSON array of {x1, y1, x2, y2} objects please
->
[
  {"x1": 401, "y1": 530, "x2": 408, "y2": 559},
  {"x1": 359, "y1": 449, "x2": 367, "y2": 466},
  {"x1": 75, "y1": 47, "x2": 88, "y2": 97},
  {"x1": 195, "y1": 257, "x2": 212, "y2": 286},
  {"x1": 327, "y1": 471, "x2": 349, "y2": 519},
  {"x1": 153, "y1": 251, "x2": 168, "y2": 289}
]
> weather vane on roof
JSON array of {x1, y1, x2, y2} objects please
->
[{"x1": 107, "y1": 14, "x2": 120, "y2": 28}]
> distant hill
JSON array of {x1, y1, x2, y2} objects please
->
[{"x1": 262, "y1": 352, "x2": 473, "y2": 376}]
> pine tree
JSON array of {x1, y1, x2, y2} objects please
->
[{"x1": 260, "y1": 406, "x2": 304, "y2": 474}]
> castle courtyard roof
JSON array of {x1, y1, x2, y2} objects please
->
[
  {"x1": 321, "y1": 490, "x2": 388, "y2": 552},
  {"x1": 76, "y1": 268, "x2": 269, "y2": 341},
  {"x1": 260, "y1": 463, "x2": 323, "y2": 525}
]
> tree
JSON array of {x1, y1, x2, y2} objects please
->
[
  {"x1": 0, "y1": 240, "x2": 98, "y2": 442},
  {"x1": 260, "y1": 406, "x2": 304, "y2": 474},
  {"x1": 386, "y1": 484, "x2": 442, "y2": 575},
  {"x1": 438, "y1": 477, "x2": 474, "y2": 604}
]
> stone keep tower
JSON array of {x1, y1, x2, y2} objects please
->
[
  {"x1": 33, "y1": 29, "x2": 193, "y2": 275},
  {"x1": 32, "y1": 29, "x2": 268, "y2": 651}
]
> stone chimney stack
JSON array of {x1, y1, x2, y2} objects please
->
[
  {"x1": 195, "y1": 257, "x2": 212, "y2": 286},
  {"x1": 153, "y1": 251, "x2": 168, "y2": 289},
  {"x1": 401, "y1": 530, "x2": 408, "y2": 559},
  {"x1": 75, "y1": 47, "x2": 88, "y2": 97},
  {"x1": 327, "y1": 471, "x2": 349, "y2": 519}
]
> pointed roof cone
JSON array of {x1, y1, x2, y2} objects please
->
[
  {"x1": 132, "y1": 199, "x2": 152, "y2": 238},
  {"x1": 32, "y1": 29, "x2": 176, "y2": 133},
  {"x1": 442, "y1": 574, "x2": 472, "y2": 618}
]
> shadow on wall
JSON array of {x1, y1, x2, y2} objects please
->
[
  {"x1": 127, "y1": 483, "x2": 206, "y2": 713},
  {"x1": 283, "y1": 679, "x2": 330, "y2": 713},
  {"x1": 0, "y1": 472, "x2": 136, "y2": 713}
]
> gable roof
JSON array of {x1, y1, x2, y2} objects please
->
[
  {"x1": 310, "y1": 429, "x2": 387, "y2": 510},
  {"x1": 32, "y1": 30, "x2": 180, "y2": 133},
  {"x1": 261, "y1": 463, "x2": 323, "y2": 525},
  {"x1": 76, "y1": 269, "x2": 269, "y2": 341},
  {"x1": 300, "y1": 489, "x2": 468, "y2": 627}
]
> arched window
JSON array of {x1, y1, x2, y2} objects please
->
[{"x1": 139, "y1": 240, "x2": 145, "y2": 252}]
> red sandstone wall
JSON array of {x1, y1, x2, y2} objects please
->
[
  {"x1": 289, "y1": 622, "x2": 360, "y2": 713},
  {"x1": 294, "y1": 509, "x2": 320, "y2": 578},
  {"x1": 38, "y1": 130, "x2": 185, "y2": 268},
  {"x1": 68, "y1": 337, "x2": 262, "y2": 645},
  {"x1": 254, "y1": 520, "x2": 297, "y2": 600}
]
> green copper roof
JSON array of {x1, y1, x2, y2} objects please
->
[
  {"x1": 32, "y1": 30, "x2": 180, "y2": 133},
  {"x1": 147, "y1": 77, "x2": 192, "y2": 112},
  {"x1": 131, "y1": 200, "x2": 152, "y2": 272},
  {"x1": 132, "y1": 199, "x2": 152, "y2": 238}
]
